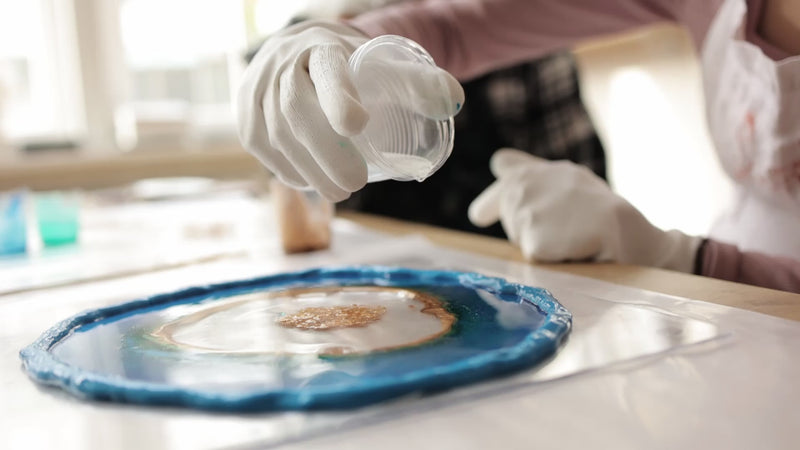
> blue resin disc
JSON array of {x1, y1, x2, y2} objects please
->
[{"x1": 20, "y1": 267, "x2": 571, "y2": 411}]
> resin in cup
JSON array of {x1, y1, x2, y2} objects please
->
[
  {"x1": 378, "y1": 154, "x2": 435, "y2": 181},
  {"x1": 349, "y1": 35, "x2": 457, "y2": 183}
]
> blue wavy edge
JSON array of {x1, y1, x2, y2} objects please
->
[{"x1": 19, "y1": 266, "x2": 572, "y2": 412}]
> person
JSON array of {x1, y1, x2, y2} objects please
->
[
  {"x1": 248, "y1": 1, "x2": 607, "y2": 239},
  {"x1": 340, "y1": 50, "x2": 606, "y2": 239},
  {"x1": 236, "y1": 0, "x2": 800, "y2": 292}
]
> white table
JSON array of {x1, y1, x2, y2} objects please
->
[{"x1": 2, "y1": 194, "x2": 799, "y2": 449}]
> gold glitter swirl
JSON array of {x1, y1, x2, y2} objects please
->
[
  {"x1": 151, "y1": 286, "x2": 456, "y2": 356},
  {"x1": 277, "y1": 304, "x2": 387, "y2": 330}
]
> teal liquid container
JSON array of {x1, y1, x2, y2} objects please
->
[
  {"x1": 35, "y1": 192, "x2": 80, "y2": 247},
  {"x1": 348, "y1": 35, "x2": 458, "y2": 183}
]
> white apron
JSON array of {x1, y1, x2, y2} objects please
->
[{"x1": 702, "y1": 0, "x2": 800, "y2": 258}]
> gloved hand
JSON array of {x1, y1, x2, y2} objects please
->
[
  {"x1": 237, "y1": 20, "x2": 463, "y2": 202},
  {"x1": 468, "y1": 149, "x2": 702, "y2": 272},
  {"x1": 237, "y1": 21, "x2": 370, "y2": 202}
]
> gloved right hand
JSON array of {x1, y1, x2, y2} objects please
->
[
  {"x1": 237, "y1": 21, "x2": 464, "y2": 202},
  {"x1": 237, "y1": 21, "x2": 370, "y2": 202}
]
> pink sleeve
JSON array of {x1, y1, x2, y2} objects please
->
[
  {"x1": 702, "y1": 240, "x2": 800, "y2": 293},
  {"x1": 348, "y1": 0, "x2": 722, "y2": 80}
]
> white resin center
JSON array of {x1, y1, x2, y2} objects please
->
[{"x1": 154, "y1": 287, "x2": 452, "y2": 356}]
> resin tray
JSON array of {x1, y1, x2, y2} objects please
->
[{"x1": 20, "y1": 267, "x2": 571, "y2": 411}]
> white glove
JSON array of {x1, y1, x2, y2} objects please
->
[
  {"x1": 237, "y1": 21, "x2": 369, "y2": 202},
  {"x1": 468, "y1": 149, "x2": 702, "y2": 272},
  {"x1": 237, "y1": 20, "x2": 463, "y2": 202}
]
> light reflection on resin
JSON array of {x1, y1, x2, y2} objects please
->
[
  {"x1": 49, "y1": 283, "x2": 550, "y2": 392},
  {"x1": 150, "y1": 287, "x2": 456, "y2": 356}
]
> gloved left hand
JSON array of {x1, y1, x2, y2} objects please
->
[{"x1": 468, "y1": 149, "x2": 702, "y2": 272}]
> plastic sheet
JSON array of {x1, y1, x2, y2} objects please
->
[{"x1": 2, "y1": 197, "x2": 799, "y2": 449}]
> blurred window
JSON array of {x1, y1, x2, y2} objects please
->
[
  {"x1": 0, "y1": 0, "x2": 309, "y2": 154},
  {"x1": 0, "y1": 0, "x2": 84, "y2": 146},
  {"x1": 118, "y1": 0, "x2": 247, "y2": 148}
]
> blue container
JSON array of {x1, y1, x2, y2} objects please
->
[{"x1": 0, "y1": 190, "x2": 27, "y2": 255}]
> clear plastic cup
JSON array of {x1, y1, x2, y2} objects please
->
[{"x1": 348, "y1": 35, "x2": 457, "y2": 183}]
